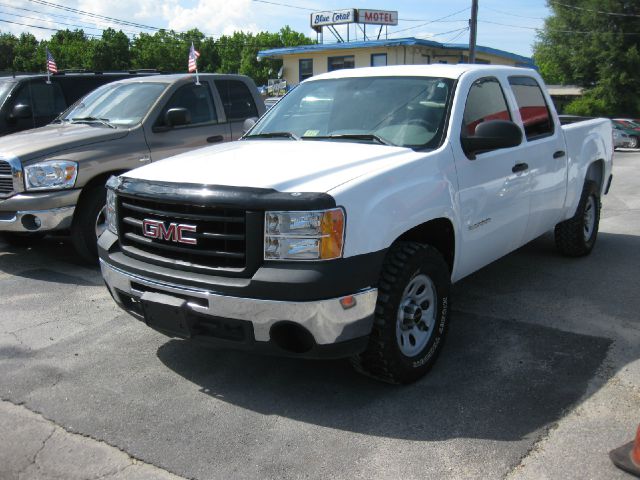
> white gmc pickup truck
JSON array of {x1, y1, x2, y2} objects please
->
[{"x1": 99, "y1": 65, "x2": 613, "y2": 383}]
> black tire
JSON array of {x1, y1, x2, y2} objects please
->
[
  {"x1": 554, "y1": 180, "x2": 600, "y2": 257},
  {"x1": 71, "y1": 185, "x2": 106, "y2": 263},
  {"x1": 630, "y1": 136, "x2": 639, "y2": 149},
  {"x1": 0, "y1": 232, "x2": 46, "y2": 247},
  {"x1": 351, "y1": 241, "x2": 451, "y2": 384}
]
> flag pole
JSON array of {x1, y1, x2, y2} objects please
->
[{"x1": 195, "y1": 68, "x2": 200, "y2": 86}]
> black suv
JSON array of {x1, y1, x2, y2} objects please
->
[{"x1": 0, "y1": 71, "x2": 160, "y2": 136}]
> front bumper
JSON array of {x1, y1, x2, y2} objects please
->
[
  {"x1": 101, "y1": 259, "x2": 378, "y2": 359},
  {"x1": 0, "y1": 206, "x2": 75, "y2": 232},
  {"x1": 0, "y1": 189, "x2": 80, "y2": 233}
]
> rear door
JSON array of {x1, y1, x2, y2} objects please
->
[
  {"x1": 507, "y1": 76, "x2": 567, "y2": 241},
  {"x1": 143, "y1": 79, "x2": 232, "y2": 161},
  {"x1": 452, "y1": 75, "x2": 530, "y2": 278},
  {"x1": 214, "y1": 79, "x2": 260, "y2": 140}
]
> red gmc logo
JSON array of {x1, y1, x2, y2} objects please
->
[{"x1": 142, "y1": 219, "x2": 197, "y2": 245}]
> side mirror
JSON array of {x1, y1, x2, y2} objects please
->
[
  {"x1": 461, "y1": 120, "x2": 523, "y2": 159},
  {"x1": 10, "y1": 104, "x2": 32, "y2": 120},
  {"x1": 164, "y1": 108, "x2": 191, "y2": 127},
  {"x1": 242, "y1": 117, "x2": 257, "y2": 134}
]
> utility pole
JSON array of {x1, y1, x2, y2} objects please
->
[{"x1": 469, "y1": 0, "x2": 478, "y2": 63}]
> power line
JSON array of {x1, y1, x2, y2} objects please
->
[
  {"x1": 482, "y1": 5, "x2": 546, "y2": 20},
  {"x1": 26, "y1": 0, "x2": 161, "y2": 31},
  {"x1": 0, "y1": 9, "x2": 139, "y2": 36},
  {"x1": 388, "y1": 7, "x2": 471, "y2": 36},
  {"x1": 251, "y1": 0, "x2": 313, "y2": 12},
  {"x1": 479, "y1": 19, "x2": 640, "y2": 35},
  {"x1": 0, "y1": 17, "x2": 100, "y2": 37},
  {"x1": 550, "y1": 1, "x2": 640, "y2": 18}
]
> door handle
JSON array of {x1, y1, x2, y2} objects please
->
[
  {"x1": 553, "y1": 150, "x2": 566, "y2": 159},
  {"x1": 139, "y1": 154, "x2": 151, "y2": 163},
  {"x1": 512, "y1": 162, "x2": 528, "y2": 173},
  {"x1": 207, "y1": 135, "x2": 224, "y2": 144}
]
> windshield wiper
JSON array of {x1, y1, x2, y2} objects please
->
[
  {"x1": 71, "y1": 117, "x2": 116, "y2": 129},
  {"x1": 245, "y1": 131, "x2": 300, "y2": 140},
  {"x1": 305, "y1": 133, "x2": 393, "y2": 146}
]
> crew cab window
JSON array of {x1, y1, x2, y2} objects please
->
[
  {"x1": 30, "y1": 81, "x2": 67, "y2": 116},
  {"x1": 214, "y1": 80, "x2": 258, "y2": 121},
  {"x1": 13, "y1": 80, "x2": 66, "y2": 117},
  {"x1": 508, "y1": 76, "x2": 554, "y2": 140},
  {"x1": 462, "y1": 77, "x2": 511, "y2": 136},
  {"x1": 162, "y1": 83, "x2": 217, "y2": 125}
]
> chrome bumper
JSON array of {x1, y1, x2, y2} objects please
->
[
  {"x1": 0, "y1": 206, "x2": 75, "y2": 232},
  {"x1": 100, "y1": 260, "x2": 378, "y2": 344}
]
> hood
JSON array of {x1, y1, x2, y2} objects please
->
[
  {"x1": 124, "y1": 140, "x2": 421, "y2": 193},
  {"x1": 0, "y1": 123, "x2": 129, "y2": 163}
]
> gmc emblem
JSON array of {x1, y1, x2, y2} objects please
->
[{"x1": 142, "y1": 219, "x2": 197, "y2": 245}]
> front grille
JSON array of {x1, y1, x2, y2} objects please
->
[
  {"x1": 0, "y1": 160, "x2": 14, "y2": 196},
  {"x1": 118, "y1": 196, "x2": 248, "y2": 271}
]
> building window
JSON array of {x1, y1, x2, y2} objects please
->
[
  {"x1": 299, "y1": 59, "x2": 313, "y2": 82},
  {"x1": 327, "y1": 56, "x2": 355, "y2": 72},
  {"x1": 371, "y1": 53, "x2": 387, "y2": 67}
]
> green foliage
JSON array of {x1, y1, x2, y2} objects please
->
[
  {"x1": 0, "y1": 25, "x2": 312, "y2": 85},
  {"x1": 0, "y1": 33, "x2": 16, "y2": 71},
  {"x1": 12, "y1": 33, "x2": 39, "y2": 72},
  {"x1": 534, "y1": 0, "x2": 640, "y2": 116},
  {"x1": 92, "y1": 28, "x2": 131, "y2": 71}
]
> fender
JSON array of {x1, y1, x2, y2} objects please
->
[{"x1": 330, "y1": 146, "x2": 461, "y2": 277}]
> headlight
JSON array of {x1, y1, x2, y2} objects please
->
[
  {"x1": 105, "y1": 176, "x2": 119, "y2": 235},
  {"x1": 24, "y1": 160, "x2": 77, "y2": 191},
  {"x1": 264, "y1": 208, "x2": 345, "y2": 261}
]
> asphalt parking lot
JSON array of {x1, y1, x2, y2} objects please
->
[{"x1": 1, "y1": 151, "x2": 639, "y2": 480}]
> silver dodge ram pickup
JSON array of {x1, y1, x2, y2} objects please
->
[{"x1": 0, "y1": 74, "x2": 265, "y2": 261}]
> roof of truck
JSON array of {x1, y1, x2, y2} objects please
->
[
  {"x1": 307, "y1": 64, "x2": 537, "y2": 82},
  {"x1": 105, "y1": 73, "x2": 251, "y2": 85}
]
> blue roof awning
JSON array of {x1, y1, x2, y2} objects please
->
[{"x1": 258, "y1": 37, "x2": 534, "y2": 67}]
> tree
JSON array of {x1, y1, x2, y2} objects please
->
[
  {"x1": 0, "y1": 33, "x2": 17, "y2": 71},
  {"x1": 12, "y1": 33, "x2": 39, "y2": 72},
  {"x1": 534, "y1": 0, "x2": 640, "y2": 116},
  {"x1": 92, "y1": 28, "x2": 131, "y2": 70},
  {"x1": 47, "y1": 29, "x2": 93, "y2": 70}
]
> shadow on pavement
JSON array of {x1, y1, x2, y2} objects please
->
[
  {"x1": 0, "y1": 235, "x2": 100, "y2": 286},
  {"x1": 154, "y1": 231, "x2": 640, "y2": 441}
]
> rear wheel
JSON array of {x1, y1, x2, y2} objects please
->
[
  {"x1": 351, "y1": 241, "x2": 451, "y2": 384},
  {"x1": 71, "y1": 185, "x2": 106, "y2": 263},
  {"x1": 630, "y1": 136, "x2": 639, "y2": 149},
  {"x1": 554, "y1": 180, "x2": 600, "y2": 257}
]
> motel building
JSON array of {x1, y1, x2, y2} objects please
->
[{"x1": 257, "y1": 9, "x2": 535, "y2": 89}]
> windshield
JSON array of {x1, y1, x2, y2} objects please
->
[
  {"x1": 247, "y1": 76, "x2": 454, "y2": 149},
  {"x1": 61, "y1": 82, "x2": 168, "y2": 126}
]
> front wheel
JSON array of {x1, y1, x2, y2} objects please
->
[
  {"x1": 554, "y1": 180, "x2": 600, "y2": 257},
  {"x1": 630, "y1": 136, "x2": 639, "y2": 149},
  {"x1": 71, "y1": 185, "x2": 107, "y2": 263},
  {"x1": 351, "y1": 242, "x2": 451, "y2": 384}
]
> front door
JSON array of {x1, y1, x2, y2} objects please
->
[
  {"x1": 452, "y1": 76, "x2": 531, "y2": 279},
  {"x1": 144, "y1": 79, "x2": 231, "y2": 161}
]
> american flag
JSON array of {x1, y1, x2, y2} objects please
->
[
  {"x1": 188, "y1": 42, "x2": 200, "y2": 73},
  {"x1": 46, "y1": 47, "x2": 57, "y2": 74}
]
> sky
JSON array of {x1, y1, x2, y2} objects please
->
[{"x1": 0, "y1": 0, "x2": 551, "y2": 58}]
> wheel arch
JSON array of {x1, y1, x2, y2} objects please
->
[
  {"x1": 394, "y1": 217, "x2": 456, "y2": 273},
  {"x1": 585, "y1": 159, "x2": 605, "y2": 195},
  {"x1": 74, "y1": 170, "x2": 127, "y2": 216}
]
